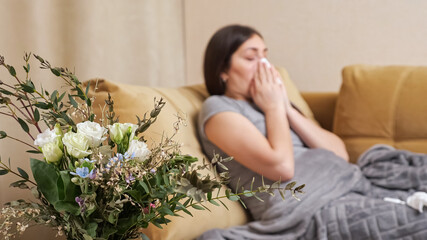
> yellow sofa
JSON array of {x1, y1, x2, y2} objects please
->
[{"x1": 86, "y1": 64, "x2": 427, "y2": 240}]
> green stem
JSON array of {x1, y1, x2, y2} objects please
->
[
  {"x1": 0, "y1": 163, "x2": 37, "y2": 186},
  {"x1": 5, "y1": 104, "x2": 35, "y2": 141},
  {"x1": 5, "y1": 135, "x2": 39, "y2": 151}
]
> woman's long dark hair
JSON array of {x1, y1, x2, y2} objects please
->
[{"x1": 203, "y1": 25, "x2": 262, "y2": 95}]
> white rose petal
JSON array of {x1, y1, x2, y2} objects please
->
[
  {"x1": 62, "y1": 132, "x2": 92, "y2": 159},
  {"x1": 127, "y1": 140, "x2": 151, "y2": 162},
  {"x1": 34, "y1": 128, "x2": 59, "y2": 148},
  {"x1": 77, "y1": 121, "x2": 107, "y2": 147}
]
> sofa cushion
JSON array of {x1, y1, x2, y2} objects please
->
[
  {"x1": 85, "y1": 66, "x2": 314, "y2": 240},
  {"x1": 333, "y1": 65, "x2": 427, "y2": 163}
]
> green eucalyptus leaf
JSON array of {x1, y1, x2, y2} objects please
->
[
  {"x1": 279, "y1": 190, "x2": 286, "y2": 200},
  {"x1": 209, "y1": 199, "x2": 220, "y2": 206},
  {"x1": 285, "y1": 181, "x2": 296, "y2": 190},
  {"x1": 191, "y1": 204, "x2": 204, "y2": 210},
  {"x1": 0, "y1": 169, "x2": 9, "y2": 175},
  {"x1": 159, "y1": 206, "x2": 174, "y2": 216},
  {"x1": 50, "y1": 90, "x2": 58, "y2": 102},
  {"x1": 243, "y1": 190, "x2": 254, "y2": 197},
  {"x1": 51, "y1": 68, "x2": 61, "y2": 76},
  {"x1": 295, "y1": 184, "x2": 305, "y2": 193},
  {"x1": 17, "y1": 118, "x2": 29, "y2": 133},
  {"x1": 85, "y1": 81, "x2": 91, "y2": 95},
  {"x1": 34, "y1": 102, "x2": 51, "y2": 110},
  {"x1": 0, "y1": 89, "x2": 13, "y2": 95},
  {"x1": 76, "y1": 87, "x2": 85, "y2": 100},
  {"x1": 218, "y1": 199, "x2": 229, "y2": 210},
  {"x1": 8, "y1": 66, "x2": 16, "y2": 77},
  {"x1": 26, "y1": 150, "x2": 42, "y2": 154},
  {"x1": 34, "y1": 108, "x2": 40, "y2": 122},
  {"x1": 34, "y1": 55, "x2": 45, "y2": 63},
  {"x1": 68, "y1": 94, "x2": 78, "y2": 108},
  {"x1": 9, "y1": 180, "x2": 29, "y2": 189},
  {"x1": 0, "y1": 131, "x2": 7, "y2": 139},
  {"x1": 17, "y1": 167, "x2": 29, "y2": 179},
  {"x1": 57, "y1": 92, "x2": 66, "y2": 102},
  {"x1": 20, "y1": 84, "x2": 34, "y2": 93},
  {"x1": 227, "y1": 194, "x2": 240, "y2": 202}
]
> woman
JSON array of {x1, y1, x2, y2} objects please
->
[{"x1": 197, "y1": 24, "x2": 427, "y2": 239}]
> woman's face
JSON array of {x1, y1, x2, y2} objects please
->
[{"x1": 221, "y1": 34, "x2": 268, "y2": 100}]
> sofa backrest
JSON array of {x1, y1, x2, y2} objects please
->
[
  {"x1": 334, "y1": 65, "x2": 427, "y2": 163},
  {"x1": 84, "y1": 66, "x2": 315, "y2": 239}
]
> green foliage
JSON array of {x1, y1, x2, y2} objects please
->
[{"x1": 0, "y1": 53, "x2": 306, "y2": 240}]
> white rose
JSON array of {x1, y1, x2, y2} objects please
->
[
  {"x1": 42, "y1": 142, "x2": 63, "y2": 164},
  {"x1": 62, "y1": 132, "x2": 92, "y2": 159},
  {"x1": 77, "y1": 121, "x2": 107, "y2": 147},
  {"x1": 108, "y1": 123, "x2": 138, "y2": 144},
  {"x1": 127, "y1": 140, "x2": 151, "y2": 162},
  {"x1": 34, "y1": 128, "x2": 59, "y2": 148}
]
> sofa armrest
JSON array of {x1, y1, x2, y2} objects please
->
[{"x1": 300, "y1": 92, "x2": 338, "y2": 131}]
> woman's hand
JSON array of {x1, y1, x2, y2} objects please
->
[
  {"x1": 272, "y1": 68, "x2": 292, "y2": 112},
  {"x1": 250, "y1": 61, "x2": 286, "y2": 113}
]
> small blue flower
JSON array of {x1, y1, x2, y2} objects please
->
[
  {"x1": 150, "y1": 168, "x2": 156, "y2": 174},
  {"x1": 81, "y1": 158, "x2": 96, "y2": 164},
  {"x1": 71, "y1": 167, "x2": 91, "y2": 178}
]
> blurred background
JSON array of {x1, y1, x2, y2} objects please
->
[{"x1": 1, "y1": 0, "x2": 427, "y2": 239}]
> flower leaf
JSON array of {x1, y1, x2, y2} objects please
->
[
  {"x1": 68, "y1": 94, "x2": 78, "y2": 108},
  {"x1": 54, "y1": 200, "x2": 80, "y2": 216},
  {"x1": 17, "y1": 118, "x2": 29, "y2": 133},
  {"x1": 8, "y1": 65, "x2": 16, "y2": 77},
  {"x1": 51, "y1": 68, "x2": 61, "y2": 76},
  {"x1": 191, "y1": 204, "x2": 205, "y2": 210},
  {"x1": 0, "y1": 131, "x2": 7, "y2": 139},
  {"x1": 26, "y1": 150, "x2": 42, "y2": 154},
  {"x1": 30, "y1": 158, "x2": 60, "y2": 204},
  {"x1": 0, "y1": 169, "x2": 9, "y2": 175},
  {"x1": 34, "y1": 108, "x2": 40, "y2": 122},
  {"x1": 17, "y1": 167, "x2": 29, "y2": 179}
]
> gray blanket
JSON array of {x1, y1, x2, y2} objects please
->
[{"x1": 197, "y1": 145, "x2": 427, "y2": 240}]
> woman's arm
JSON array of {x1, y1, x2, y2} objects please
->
[
  {"x1": 287, "y1": 107, "x2": 349, "y2": 161},
  {"x1": 204, "y1": 61, "x2": 295, "y2": 182},
  {"x1": 204, "y1": 108, "x2": 294, "y2": 182}
]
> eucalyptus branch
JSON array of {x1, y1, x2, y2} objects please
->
[
  {"x1": 5, "y1": 103, "x2": 35, "y2": 141},
  {"x1": 0, "y1": 162, "x2": 37, "y2": 186},
  {"x1": 0, "y1": 111, "x2": 14, "y2": 117},
  {"x1": 0, "y1": 56, "x2": 40, "y2": 133},
  {"x1": 10, "y1": 102, "x2": 31, "y2": 123},
  {"x1": 5, "y1": 135, "x2": 39, "y2": 151}
]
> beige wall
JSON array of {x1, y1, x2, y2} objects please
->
[{"x1": 184, "y1": 0, "x2": 427, "y2": 92}]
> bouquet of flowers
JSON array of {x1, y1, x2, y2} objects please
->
[{"x1": 0, "y1": 53, "x2": 304, "y2": 240}]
